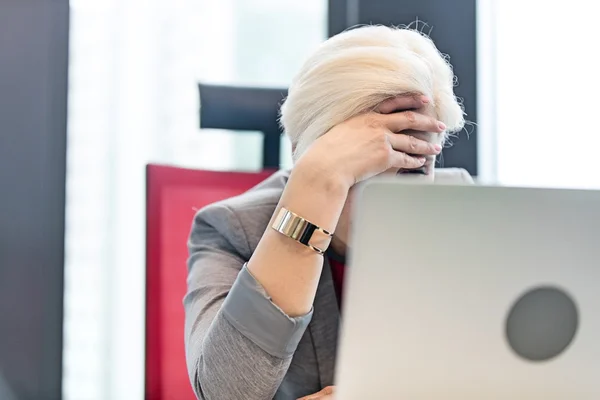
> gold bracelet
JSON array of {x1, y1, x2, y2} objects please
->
[{"x1": 271, "y1": 207, "x2": 333, "y2": 255}]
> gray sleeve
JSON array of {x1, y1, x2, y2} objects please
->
[{"x1": 184, "y1": 203, "x2": 312, "y2": 400}]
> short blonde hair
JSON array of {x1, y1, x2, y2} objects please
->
[{"x1": 280, "y1": 25, "x2": 465, "y2": 162}]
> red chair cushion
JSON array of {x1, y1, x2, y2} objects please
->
[{"x1": 145, "y1": 164, "x2": 274, "y2": 400}]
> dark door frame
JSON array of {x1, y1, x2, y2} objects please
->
[{"x1": 328, "y1": 0, "x2": 479, "y2": 175}]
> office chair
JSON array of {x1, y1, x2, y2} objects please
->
[{"x1": 145, "y1": 164, "x2": 273, "y2": 400}]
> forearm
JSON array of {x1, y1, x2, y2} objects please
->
[{"x1": 247, "y1": 163, "x2": 349, "y2": 317}]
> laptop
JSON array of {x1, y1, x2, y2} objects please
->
[{"x1": 335, "y1": 180, "x2": 600, "y2": 399}]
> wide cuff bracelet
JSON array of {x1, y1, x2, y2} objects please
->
[{"x1": 271, "y1": 207, "x2": 333, "y2": 255}]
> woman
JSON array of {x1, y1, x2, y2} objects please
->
[{"x1": 185, "y1": 25, "x2": 470, "y2": 400}]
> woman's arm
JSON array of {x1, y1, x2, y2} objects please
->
[
  {"x1": 185, "y1": 169, "x2": 346, "y2": 399},
  {"x1": 186, "y1": 202, "x2": 316, "y2": 400},
  {"x1": 185, "y1": 170, "x2": 345, "y2": 400}
]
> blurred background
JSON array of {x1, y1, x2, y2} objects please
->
[{"x1": 1, "y1": 0, "x2": 599, "y2": 399}]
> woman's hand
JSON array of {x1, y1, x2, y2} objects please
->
[
  {"x1": 294, "y1": 95, "x2": 445, "y2": 191},
  {"x1": 297, "y1": 385, "x2": 335, "y2": 399}
]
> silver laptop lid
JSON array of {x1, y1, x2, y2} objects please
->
[{"x1": 336, "y1": 181, "x2": 600, "y2": 399}]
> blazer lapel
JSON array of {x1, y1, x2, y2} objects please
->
[{"x1": 308, "y1": 257, "x2": 340, "y2": 388}]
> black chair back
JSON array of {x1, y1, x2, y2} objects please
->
[{"x1": 199, "y1": 84, "x2": 288, "y2": 169}]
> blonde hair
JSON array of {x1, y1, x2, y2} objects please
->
[{"x1": 280, "y1": 25, "x2": 465, "y2": 162}]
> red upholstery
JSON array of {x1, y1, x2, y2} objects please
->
[{"x1": 145, "y1": 164, "x2": 274, "y2": 400}]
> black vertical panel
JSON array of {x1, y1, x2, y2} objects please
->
[
  {"x1": 329, "y1": 0, "x2": 478, "y2": 175},
  {"x1": 328, "y1": 0, "x2": 351, "y2": 38},
  {"x1": 0, "y1": 0, "x2": 69, "y2": 399}
]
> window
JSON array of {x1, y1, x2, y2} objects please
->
[
  {"x1": 493, "y1": 0, "x2": 600, "y2": 189},
  {"x1": 64, "y1": 1, "x2": 326, "y2": 399}
]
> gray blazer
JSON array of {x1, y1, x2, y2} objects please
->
[{"x1": 185, "y1": 169, "x2": 473, "y2": 400}]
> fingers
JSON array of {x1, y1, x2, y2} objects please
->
[
  {"x1": 375, "y1": 95, "x2": 430, "y2": 114},
  {"x1": 387, "y1": 132, "x2": 441, "y2": 157},
  {"x1": 381, "y1": 110, "x2": 446, "y2": 134},
  {"x1": 391, "y1": 151, "x2": 428, "y2": 169},
  {"x1": 387, "y1": 133, "x2": 440, "y2": 169},
  {"x1": 297, "y1": 386, "x2": 335, "y2": 400},
  {"x1": 320, "y1": 386, "x2": 334, "y2": 396}
]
